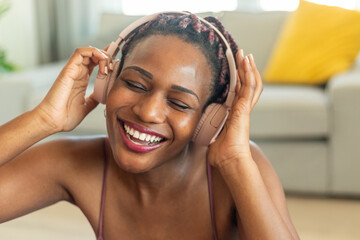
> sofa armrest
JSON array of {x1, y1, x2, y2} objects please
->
[
  {"x1": 0, "y1": 62, "x2": 65, "y2": 124},
  {"x1": 327, "y1": 69, "x2": 360, "y2": 194},
  {"x1": 0, "y1": 77, "x2": 32, "y2": 125},
  {"x1": 0, "y1": 61, "x2": 107, "y2": 136}
]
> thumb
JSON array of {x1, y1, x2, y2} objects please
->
[{"x1": 84, "y1": 93, "x2": 99, "y2": 115}]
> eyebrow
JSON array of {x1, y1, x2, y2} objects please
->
[
  {"x1": 171, "y1": 85, "x2": 200, "y2": 103},
  {"x1": 122, "y1": 66, "x2": 153, "y2": 79}
]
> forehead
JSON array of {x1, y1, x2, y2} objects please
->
[{"x1": 122, "y1": 35, "x2": 213, "y2": 101}]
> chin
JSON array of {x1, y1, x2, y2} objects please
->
[{"x1": 113, "y1": 153, "x2": 156, "y2": 174}]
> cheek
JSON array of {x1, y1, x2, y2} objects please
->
[
  {"x1": 106, "y1": 84, "x2": 136, "y2": 107},
  {"x1": 170, "y1": 111, "x2": 202, "y2": 143},
  {"x1": 105, "y1": 86, "x2": 135, "y2": 131}
]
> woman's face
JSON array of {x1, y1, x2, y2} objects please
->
[{"x1": 106, "y1": 35, "x2": 212, "y2": 173}]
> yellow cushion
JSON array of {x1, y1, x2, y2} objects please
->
[{"x1": 263, "y1": 0, "x2": 360, "y2": 85}]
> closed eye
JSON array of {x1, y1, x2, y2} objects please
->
[
  {"x1": 123, "y1": 79, "x2": 146, "y2": 91},
  {"x1": 168, "y1": 99, "x2": 191, "y2": 111}
]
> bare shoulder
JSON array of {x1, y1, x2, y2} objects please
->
[
  {"x1": 248, "y1": 141, "x2": 300, "y2": 238},
  {"x1": 0, "y1": 135, "x2": 107, "y2": 223},
  {"x1": 24, "y1": 135, "x2": 107, "y2": 201},
  {"x1": 47, "y1": 135, "x2": 107, "y2": 203},
  {"x1": 249, "y1": 140, "x2": 269, "y2": 166},
  {"x1": 249, "y1": 140, "x2": 284, "y2": 181},
  {"x1": 249, "y1": 140, "x2": 290, "y2": 215},
  {"x1": 40, "y1": 135, "x2": 106, "y2": 178},
  {"x1": 31, "y1": 135, "x2": 106, "y2": 171},
  {"x1": 45, "y1": 135, "x2": 106, "y2": 167}
]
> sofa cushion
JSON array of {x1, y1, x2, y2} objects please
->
[
  {"x1": 263, "y1": 0, "x2": 360, "y2": 85},
  {"x1": 250, "y1": 84, "x2": 328, "y2": 139},
  {"x1": 220, "y1": 11, "x2": 288, "y2": 74}
]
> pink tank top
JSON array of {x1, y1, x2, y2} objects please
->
[{"x1": 98, "y1": 138, "x2": 218, "y2": 240}]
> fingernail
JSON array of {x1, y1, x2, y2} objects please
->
[
  {"x1": 245, "y1": 55, "x2": 250, "y2": 63},
  {"x1": 104, "y1": 66, "x2": 108, "y2": 75},
  {"x1": 240, "y1": 49, "x2": 244, "y2": 58},
  {"x1": 250, "y1": 53, "x2": 254, "y2": 61},
  {"x1": 109, "y1": 63, "x2": 113, "y2": 71}
]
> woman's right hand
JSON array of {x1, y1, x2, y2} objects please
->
[{"x1": 35, "y1": 47, "x2": 112, "y2": 134}]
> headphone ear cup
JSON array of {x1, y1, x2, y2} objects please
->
[
  {"x1": 192, "y1": 103, "x2": 229, "y2": 146},
  {"x1": 93, "y1": 60, "x2": 121, "y2": 104},
  {"x1": 105, "y1": 60, "x2": 121, "y2": 102}
]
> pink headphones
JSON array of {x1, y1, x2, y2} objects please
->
[{"x1": 93, "y1": 11, "x2": 237, "y2": 146}]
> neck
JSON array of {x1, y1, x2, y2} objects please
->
[{"x1": 114, "y1": 144, "x2": 207, "y2": 204}]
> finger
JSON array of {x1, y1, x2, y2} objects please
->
[
  {"x1": 82, "y1": 57, "x2": 91, "y2": 65},
  {"x1": 235, "y1": 52, "x2": 242, "y2": 95},
  {"x1": 248, "y1": 54, "x2": 263, "y2": 109},
  {"x1": 71, "y1": 47, "x2": 108, "y2": 64},
  {"x1": 84, "y1": 47, "x2": 110, "y2": 75},
  {"x1": 100, "y1": 44, "x2": 113, "y2": 72},
  {"x1": 227, "y1": 55, "x2": 256, "y2": 123},
  {"x1": 236, "y1": 49, "x2": 246, "y2": 84},
  {"x1": 91, "y1": 48, "x2": 112, "y2": 74},
  {"x1": 237, "y1": 56, "x2": 256, "y2": 107},
  {"x1": 98, "y1": 59, "x2": 108, "y2": 75},
  {"x1": 100, "y1": 49, "x2": 113, "y2": 71},
  {"x1": 67, "y1": 47, "x2": 109, "y2": 76},
  {"x1": 103, "y1": 44, "x2": 111, "y2": 52}
]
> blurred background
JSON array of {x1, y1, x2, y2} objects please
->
[
  {"x1": 1, "y1": 0, "x2": 359, "y2": 70},
  {"x1": 1, "y1": 0, "x2": 360, "y2": 239}
]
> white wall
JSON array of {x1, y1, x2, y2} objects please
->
[
  {"x1": 0, "y1": 0, "x2": 39, "y2": 69},
  {"x1": 0, "y1": 0, "x2": 359, "y2": 70}
]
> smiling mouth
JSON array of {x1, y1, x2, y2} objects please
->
[{"x1": 122, "y1": 122, "x2": 165, "y2": 146}]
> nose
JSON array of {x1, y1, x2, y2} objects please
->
[{"x1": 132, "y1": 93, "x2": 167, "y2": 124}]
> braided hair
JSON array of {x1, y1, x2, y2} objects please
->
[{"x1": 116, "y1": 13, "x2": 238, "y2": 110}]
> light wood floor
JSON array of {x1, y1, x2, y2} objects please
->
[
  {"x1": 1, "y1": 196, "x2": 360, "y2": 239},
  {"x1": 287, "y1": 196, "x2": 360, "y2": 240}
]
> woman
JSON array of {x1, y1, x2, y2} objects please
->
[{"x1": 0, "y1": 13, "x2": 299, "y2": 239}]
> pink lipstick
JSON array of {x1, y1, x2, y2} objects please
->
[{"x1": 118, "y1": 119, "x2": 166, "y2": 153}]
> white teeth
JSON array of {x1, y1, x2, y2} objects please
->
[
  {"x1": 139, "y1": 133, "x2": 146, "y2": 141},
  {"x1": 134, "y1": 130, "x2": 140, "y2": 138},
  {"x1": 123, "y1": 123, "x2": 163, "y2": 143}
]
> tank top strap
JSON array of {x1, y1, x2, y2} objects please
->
[
  {"x1": 98, "y1": 137, "x2": 110, "y2": 240},
  {"x1": 97, "y1": 139, "x2": 217, "y2": 239},
  {"x1": 207, "y1": 159, "x2": 219, "y2": 240}
]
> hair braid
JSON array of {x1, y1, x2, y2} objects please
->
[
  {"x1": 204, "y1": 16, "x2": 239, "y2": 101},
  {"x1": 117, "y1": 13, "x2": 238, "y2": 109}
]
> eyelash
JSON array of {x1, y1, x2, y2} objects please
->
[
  {"x1": 123, "y1": 80, "x2": 191, "y2": 111},
  {"x1": 124, "y1": 80, "x2": 145, "y2": 91},
  {"x1": 168, "y1": 100, "x2": 190, "y2": 110}
]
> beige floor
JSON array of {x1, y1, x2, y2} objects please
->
[
  {"x1": 1, "y1": 196, "x2": 360, "y2": 239},
  {"x1": 287, "y1": 196, "x2": 360, "y2": 240}
]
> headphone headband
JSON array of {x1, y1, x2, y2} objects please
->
[
  {"x1": 93, "y1": 11, "x2": 238, "y2": 146},
  {"x1": 105, "y1": 11, "x2": 236, "y2": 107}
]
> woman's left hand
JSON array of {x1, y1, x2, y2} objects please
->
[{"x1": 207, "y1": 49, "x2": 263, "y2": 168}]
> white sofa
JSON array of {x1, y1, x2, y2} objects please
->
[{"x1": 1, "y1": 11, "x2": 360, "y2": 196}]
